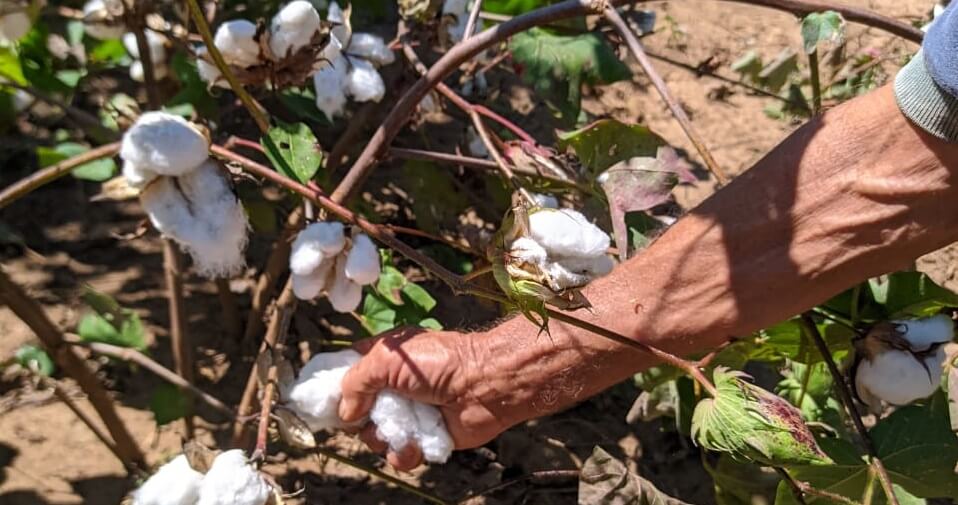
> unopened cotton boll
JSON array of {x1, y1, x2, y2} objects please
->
[
  {"x1": 121, "y1": 111, "x2": 209, "y2": 176},
  {"x1": 290, "y1": 221, "x2": 346, "y2": 275},
  {"x1": 140, "y1": 162, "x2": 250, "y2": 278},
  {"x1": 197, "y1": 450, "x2": 271, "y2": 505},
  {"x1": 344, "y1": 233, "x2": 380, "y2": 285},
  {"x1": 214, "y1": 20, "x2": 261, "y2": 68},
  {"x1": 122, "y1": 161, "x2": 158, "y2": 189},
  {"x1": 123, "y1": 31, "x2": 167, "y2": 64},
  {"x1": 856, "y1": 346, "x2": 945, "y2": 406},
  {"x1": 132, "y1": 454, "x2": 204, "y2": 505},
  {"x1": 346, "y1": 33, "x2": 395, "y2": 67},
  {"x1": 895, "y1": 314, "x2": 955, "y2": 351},
  {"x1": 0, "y1": 11, "x2": 30, "y2": 43},
  {"x1": 345, "y1": 57, "x2": 385, "y2": 103},
  {"x1": 327, "y1": 254, "x2": 363, "y2": 312},
  {"x1": 269, "y1": 0, "x2": 321, "y2": 58},
  {"x1": 285, "y1": 350, "x2": 361, "y2": 430},
  {"x1": 313, "y1": 53, "x2": 349, "y2": 119},
  {"x1": 529, "y1": 208, "x2": 610, "y2": 259}
]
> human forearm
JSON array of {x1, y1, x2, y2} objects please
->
[{"x1": 469, "y1": 84, "x2": 958, "y2": 427}]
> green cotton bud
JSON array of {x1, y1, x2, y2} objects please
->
[{"x1": 691, "y1": 368, "x2": 831, "y2": 467}]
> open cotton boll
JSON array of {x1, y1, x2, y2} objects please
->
[
  {"x1": 122, "y1": 161, "x2": 158, "y2": 189},
  {"x1": 132, "y1": 454, "x2": 204, "y2": 505},
  {"x1": 856, "y1": 347, "x2": 945, "y2": 406},
  {"x1": 327, "y1": 254, "x2": 363, "y2": 312},
  {"x1": 285, "y1": 350, "x2": 360, "y2": 430},
  {"x1": 509, "y1": 237, "x2": 547, "y2": 267},
  {"x1": 346, "y1": 33, "x2": 395, "y2": 67},
  {"x1": 292, "y1": 265, "x2": 329, "y2": 300},
  {"x1": 313, "y1": 53, "x2": 349, "y2": 119},
  {"x1": 269, "y1": 0, "x2": 321, "y2": 58},
  {"x1": 121, "y1": 111, "x2": 209, "y2": 176},
  {"x1": 895, "y1": 314, "x2": 955, "y2": 351},
  {"x1": 214, "y1": 20, "x2": 262, "y2": 68},
  {"x1": 197, "y1": 450, "x2": 270, "y2": 505},
  {"x1": 369, "y1": 391, "x2": 454, "y2": 463},
  {"x1": 290, "y1": 221, "x2": 346, "y2": 275},
  {"x1": 0, "y1": 11, "x2": 30, "y2": 43},
  {"x1": 140, "y1": 163, "x2": 249, "y2": 278},
  {"x1": 543, "y1": 256, "x2": 614, "y2": 291},
  {"x1": 345, "y1": 58, "x2": 385, "y2": 103},
  {"x1": 529, "y1": 208, "x2": 610, "y2": 259},
  {"x1": 344, "y1": 233, "x2": 380, "y2": 285},
  {"x1": 412, "y1": 402, "x2": 455, "y2": 463},
  {"x1": 123, "y1": 30, "x2": 168, "y2": 64},
  {"x1": 556, "y1": 255, "x2": 615, "y2": 278}
]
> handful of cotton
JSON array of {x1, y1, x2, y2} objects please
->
[
  {"x1": 121, "y1": 111, "x2": 250, "y2": 278},
  {"x1": 284, "y1": 350, "x2": 455, "y2": 463},
  {"x1": 131, "y1": 450, "x2": 271, "y2": 505},
  {"x1": 289, "y1": 222, "x2": 381, "y2": 313},
  {"x1": 854, "y1": 314, "x2": 955, "y2": 413},
  {"x1": 122, "y1": 29, "x2": 170, "y2": 82}
]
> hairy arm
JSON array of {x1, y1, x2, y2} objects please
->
[{"x1": 340, "y1": 84, "x2": 958, "y2": 468}]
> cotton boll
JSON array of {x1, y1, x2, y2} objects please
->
[
  {"x1": 345, "y1": 58, "x2": 385, "y2": 103},
  {"x1": 83, "y1": 0, "x2": 125, "y2": 40},
  {"x1": 291, "y1": 260, "x2": 332, "y2": 300},
  {"x1": 346, "y1": 33, "x2": 395, "y2": 67},
  {"x1": 412, "y1": 402, "x2": 454, "y2": 463},
  {"x1": 369, "y1": 390, "x2": 418, "y2": 452},
  {"x1": 214, "y1": 20, "x2": 261, "y2": 68},
  {"x1": 543, "y1": 261, "x2": 592, "y2": 290},
  {"x1": 132, "y1": 454, "x2": 204, "y2": 505},
  {"x1": 529, "y1": 208, "x2": 610, "y2": 259},
  {"x1": 895, "y1": 314, "x2": 955, "y2": 352},
  {"x1": 344, "y1": 233, "x2": 380, "y2": 285},
  {"x1": 285, "y1": 350, "x2": 360, "y2": 430},
  {"x1": 509, "y1": 237, "x2": 547, "y2": 267},
  {"x1": 197, "y1": 450, "x2": 271, "y2": 505},
  {"x1": 123, "y1": 161, "x2": 158, "y2": 189},
  {"x1": 326, "y1": 1, "x2": 351, "y2": 49},
  {"x1": 313, "y1": 53, "x2": 348, "y2": 119},
  {"x1": 269, "y1": 0, "x2": 321, "y2": 58},
  {"x1": 129, "y1": 60, "x2": 169, "y2": 83},
  {"x1": 557, "y1": 255, "x2": 615, "y2": 278},
  {"x1": 0, "y1": 11, "x2": 30, "y2": 43},
  {"x1": 290, "y1": 221, "x2": 346, "y2": 275},
  {"x1": 327, "y1": 254, "x2": 363, "y2": 312},
  {"x1": 531, "y1": 192, "x2": 558, "y2": 209},
  {"x1": 140, "y1": 162, "x2": 250, "y2": 278},
  {"x1": 855, "y1": 347, "x2": 945, "y2": 406},
  {"x1": 123, "y1": 31, "x2": 167, "y2": 64},
  {"x1": 121, "y1": 111, "x2": 209, "y2": 176}
]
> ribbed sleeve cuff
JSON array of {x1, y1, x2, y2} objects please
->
[{"x1": 894, "y1": 50, "x2": 958, "y2": 142}]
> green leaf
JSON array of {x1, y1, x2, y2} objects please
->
[
  {"x1": 691, "y1": 368, "x2": 831, "y2": 467},
  {"x1": 77, "y1": 286, "x2": 147, "y2": 351},
  {"x1": 0, "y1": 46, "x2": 26, "y2": 85},
  {"x1": 278, "y1": 87, "x2": 328, "y2": 124},
  {"x1": 579, "y1": 446, "x2": 691, "y2": 504},
  {"x1": 401, "y1": 160, "x2": 469, "y2": 235},
  {"x1": 556, "y1": 119, "x2": 664, "y2": 175},
  {"x1": 402, "y1": 282, "x2": 436, "y2": 313},
  {"x1": 150, "y1": 384, "x2": 189, "y2": 426},
  {"x1": 36, "y1": 142, "x2": 117, "y2": 181},
  {"x1": 360, "y1": 291, "x2": 398, "y2": 335},
  {"x1": 801, "y1": 11, "x2": 845, "y2": 54},
  {"x1": 484, "y1": 0, "x2": 556, "y2": 15},
  {"x1": 375, "y1": 265, "x2": 406, "y2": 305},
  {"x1": 869, "y1": 272, "x2": 958, "y2": 318},
  {"x1": 15, "y1": 345, "x2": 55, "y2": 376},
  {"x1": 262, "y1": 121, "x2": 323, "y2": 184},
  {"x1": 707, "y1": 456, "x2": 780, "y2": 505},
  {"x1": 418, "y1": 317, "x2": 442, "y2": 330},
  {"x1": 87, "y1": 39, "x2": 128, "y2": 65},
  {"x1": 243, "y1": 200, "x2": 277, "y2": 234},
  {"x1": 510, "y1": 28, "x2": 631, "y2": 125}
]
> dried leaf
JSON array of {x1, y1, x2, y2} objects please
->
[
  {"x1": 274, "y1": 408, "x2": 316, "y2": 449},
  {"x1": 90, "y1": 175, "x2": 140, "y2": 202},
  {"x1": 579, "y1": 446, "x2": 690, "y2": 505},
  {"x1": 183, "y1": 441, "x2": 219, "y2": 474}
]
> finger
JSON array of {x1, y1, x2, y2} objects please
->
[
  {"x1": 339, "y1": 350, "x2": 389, "y2": 423},
  {"x1": 359, "y1": 423, "x2": 389, "y2": 454},
  {"x1": 351, "y1": 337, "x2": 379, "y2": 355},
  {"x1": 387, "y1": 443, "x2": 423, "y2": 472}
]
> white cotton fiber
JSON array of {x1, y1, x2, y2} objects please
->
[
  {"x1": 346, "y1": 33, "x2": 395, "y2": 67},
  {"x1": 344, "y1": 233, "x2": 380, "y2": 285},
  {"x1": 313, "y1": 53, "x2": 348, "y2": 119},
  {"x1": 543, "y1": 256, "x2": 614, "y2": 290},
  {"x1": 132, "y1": 454, "x2": 204, "y2": 505},
  {"x1": 83, "y1": 0, "x2": 125, "y2": 40},
  {"x1": 0, "y1": 11, "x2": 30, "y2": 42},
  {"x1": 345, "y1": 58, "x2": 385, "y2": 103},
  {"x1": 120, "y1": 111, "x2": 209, "y2": 176},
  {"x1": 140, "y1": 162, "x2": 250, "y2": 278},
  {"x1": 285, "y1": 350, "x2": 361, "y2": 430},
  {"x1": 856, "y1": 346, "x2": 945, "y2": 406},
  {"x1": 123, "y1": 30, "x2": 167, "y2": 63},
  {"x1": 129, "y1": 60, "x2": 169, "y2": 83},
  {"x1": 290, "y1": 221, "x2": 346, "y2": 275},
  {"x1": 197, "y1": 450, "x2": 270, "y2": 505},
  {"x1": 895, "y1": 314, "x2": 955, "y2": 351},
  {"x1": 531, "y1": 192, "x2": 558, "y2": 209},
  {"x1": 214, "y1": 20, "x2": 261, "y2": 68},
  {"x1": 529, "y1": 208, "x2": 610, "y2": 259},
  {"x1": 412, "y1": 401, "x2": 455, "y2": 463},
  {"x1": 327, "y1": 1, "x2": 350, "y2": 49},
  {"x1": 509, "y1": 237, "x2": 547, "y2": 267},
  {"x1": 122, "y1": 161, "x2": 158, "y2": 189},
  {"x1": 327, "y1": 253, "x2": 363, "y2": 312},
  {"x1": 195, "y1": 46, "x2": 231, "y2": 89},
  {"x1": 269, "y1": 0, "x2": 321, "y2": 58}
]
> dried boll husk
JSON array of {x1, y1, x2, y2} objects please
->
[{"x1": 120, "y1": 111, "x2": 210, "y2": 176}]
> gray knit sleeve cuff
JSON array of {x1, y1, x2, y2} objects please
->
[{"x1": 894, "y1": 50, "x2": 958, "y2": 142}]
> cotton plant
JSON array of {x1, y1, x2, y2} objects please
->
[
  {"x1": 122, "y1": 30, "x2": 170, "y2": 82},
  {"x1": 121, "y1": 111, "x2": 250, "y2": 278},
  {"x1": 854, "y1": 314, "x2": 955, "y2": 412},
  {"x1": 131, "y1": 450, "x2": 271, "y2": 505},
  {"x1": 288, "y1": 221, "x2": 381, "y2": 313},
  {"x1": 283, "y1": 349, "x2": 455, "y2": 463}
]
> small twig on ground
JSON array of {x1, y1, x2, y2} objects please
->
[
  {"x1": 602, "y1": 5, "x2": 729, "y2": 185},
  {"x1": 312, "y1": 449, "x2": 451, "y2": 505},
  {"x1": 458, "y1": 469, "x2": 579, "y2": 503},
  {"x1": 0, "y1": 268, "x2": 145, "y2": 468},
  {"x1": 799, "y1": 313, "x2": 901, "y2": 505},
  {"x1": 0, "y1": 142, "x2": 121, "y2": 210}
]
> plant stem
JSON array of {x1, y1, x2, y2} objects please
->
[
  {"x1": 808, "y1": 48, "x2": 822, "y2": 114},
  {"x1": 463, "y1": 0, "x2": 484, "y2": 40},
  {"x1": 312, "y1": 449, "x2": 451, "y2": 505},
  {"x1": 0, "y1": 268, "x2": 145, "y2": 469},
  {"x1": 468, "y1": 110, "x2": 537, "y2": 206},
  {"x1": 799, "y1": 313, "x2": 901, "y2": 505},
  {"x1": 163, "y1": 241, "x2": 194, "y2": 438},
  {"x1": 603, "y1": 5, "x2": 728, "y2": 185},
  {"x1": 132, "y1": 26, "x2": 161, "y2": 109},
  {"x1": 183, "y1": 0, "x2": 270, "y2": 133},
  {"x1": 215, "y1": 277, "x2": 242, "y2": 339},
  {"x1": 0, "y1": 142, "x2": 121, "y2": 210},
  {"x1": 253, "y1": 288, "x2": 296, "y2": 459},
  {"x1": 776, "y1": 467, "x2": 809, "y2": 505}
]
